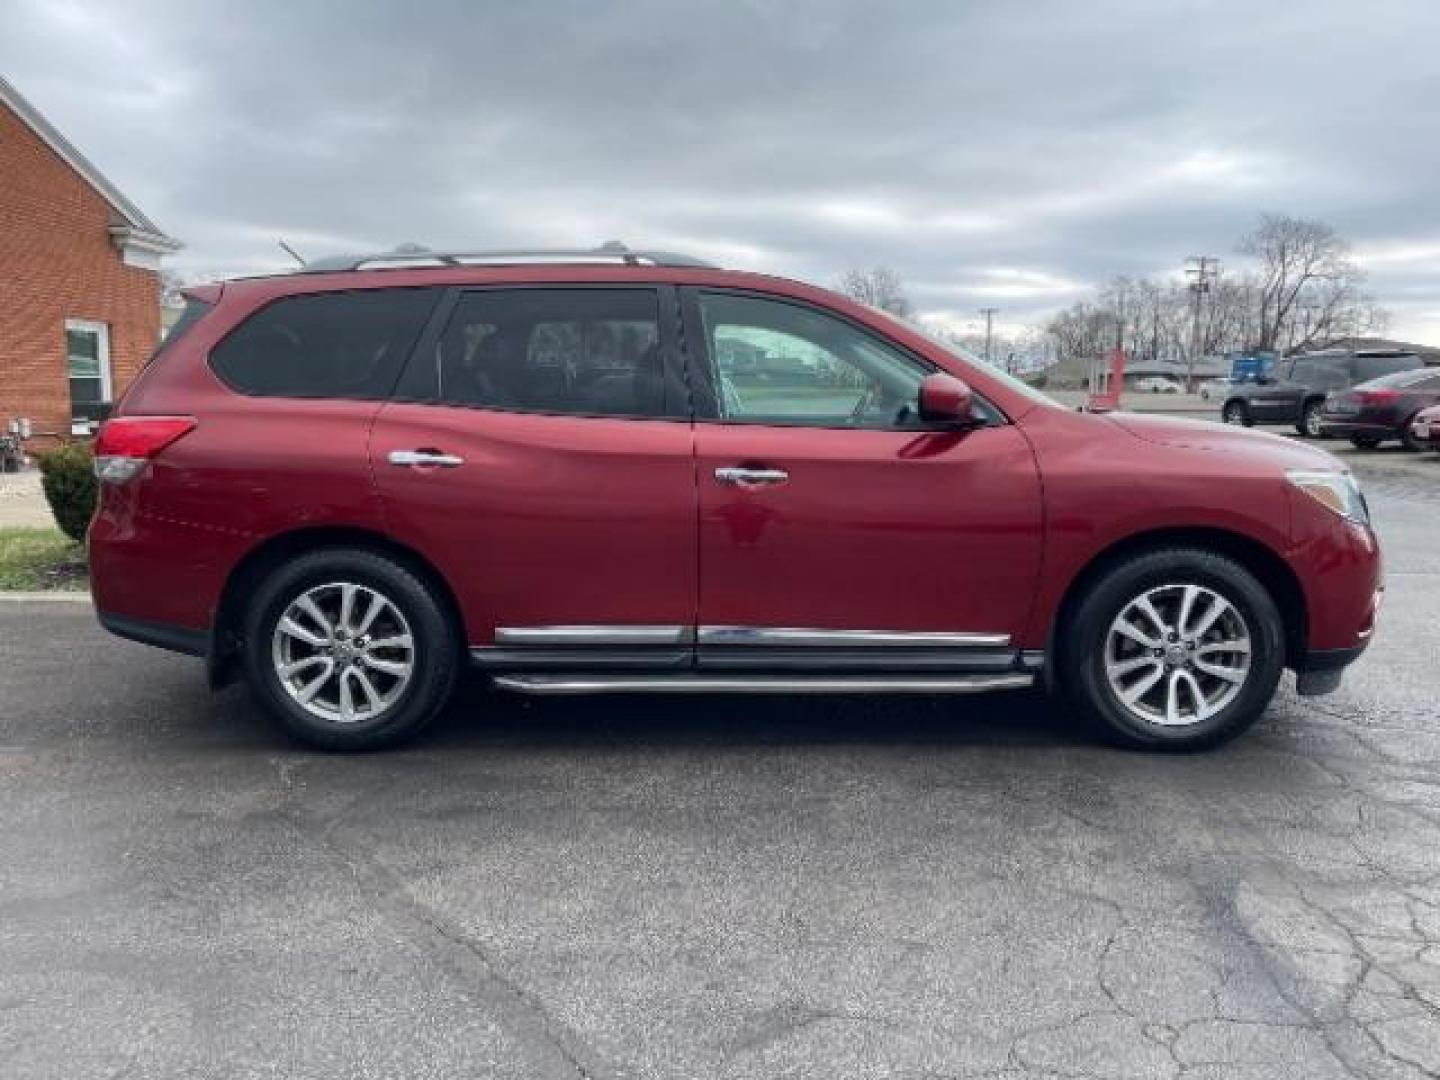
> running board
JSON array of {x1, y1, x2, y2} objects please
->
[{"x1": 491, "y1": 673, "x2": 1035, "y2": 696}]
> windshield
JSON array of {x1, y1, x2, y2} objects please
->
[{"x1": 865, "y1": 307, "x2": 1063, "y2": 410}]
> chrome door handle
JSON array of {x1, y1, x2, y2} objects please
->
[
  {"x1": 388, "y1": 449, "x2": 464, "y2": 468},
  {"x1": 715, "y1": 466, "x2": 789, "y2": 486}
]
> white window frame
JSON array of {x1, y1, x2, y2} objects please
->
[{"x1": 64, "y1": 318, "x2": 112, "y2": 434}]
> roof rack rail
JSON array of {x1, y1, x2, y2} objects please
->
[{"x1": 300, "y1": 244, "x2": 717, "y2": 274}]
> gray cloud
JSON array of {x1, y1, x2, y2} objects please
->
[{"x1": 5, "y1": 0, "x2": 1440, "y2": 341}]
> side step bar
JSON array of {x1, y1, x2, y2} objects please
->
[{"x1": 492, "y1": 673, "x2": 1035, "y2": 696}]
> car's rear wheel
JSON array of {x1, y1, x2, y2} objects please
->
[
  {"x1": 1059, "y1": 548, "x2": 1285, "y2": 751},
  {"x1": 243, "y1": 548, "x2": 459, "y2": 751},
  {"x1": 1221, "y1": 400, "x2": 1251, "y2": 426},
  {"x1": 1297, "y1": 399, "x2": 1324, "y2": 438},
  {"x1": 1400, "y1": 419, "x2": 1426, "y2": 453},
  {"x1": 1350, "y1": 434, "x2": 1383, "y2": 450}
]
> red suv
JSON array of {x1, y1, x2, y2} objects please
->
[{"x1": 90, "y1": 248, "x2": 1382, "y2": 751}]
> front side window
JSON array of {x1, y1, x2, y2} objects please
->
[
  {"x1": 210, "y1": 288, "x2": 439, "y2": 398},
  {"x1": 431, "y1": 288, "x2": 666, "y2": 418},
  {"x1": 65, "y1": 318, "x2": 111, "y2": 432},
  {"x1": 697, "y1": 292, "x2": 927, "y2": 428}
]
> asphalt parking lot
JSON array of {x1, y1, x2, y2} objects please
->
[{"x1": 1, "y1": 461, "x2": 1437, "y2": 1079}]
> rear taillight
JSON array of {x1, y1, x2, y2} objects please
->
[
  {"x1": 1356, "y1": 389, "x2": 1399, "y2": 405},
  {"x1": 93, "y1": 416, "x2": 196, "y2": 483}
]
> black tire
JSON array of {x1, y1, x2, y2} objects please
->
[
  {"x1": 1296, "y1": 399, "x2": 1324, "y2": 438},
  {"x1": 1400, "y1": 419, "x2": 1426, "y2": 453},
  {"x1": 242, "y1": 548, "x2": 459, "y2": 751},
  {"x1": 1058, "y1": 547, "x2": 1285, "y2": 752},
  {"x1": 1221, "y1": 400, "x2": 1251, "y2": 426},
  {"x1": 1349, "y1": 435, "x2": 1382, "y2": 450}
]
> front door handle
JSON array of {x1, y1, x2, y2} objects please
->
[
  {"x1": 715, "y1": 466, "x2": 789, "y2": 486},
  {"x1": 388, "y1": 449, "x2": 464, "y2": 468}
]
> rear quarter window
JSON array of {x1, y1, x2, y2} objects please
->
[
  {"x1": 1354, "y1": 367, "x2": 1437, "y2": 390},
  {"x1": 1355, "y1": 355, "x2": 1423, "y2": 382},
  {"x1": 210, "y1": 288, "x2": 439, "y2": 399}
]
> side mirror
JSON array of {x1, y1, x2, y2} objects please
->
[{"x1": 918, "y1": 372, "x2": 974, "y2": 427}]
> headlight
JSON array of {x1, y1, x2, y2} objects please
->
[{"x1": 1287, "y1": 470, "x2": 1369, "y2": 525}]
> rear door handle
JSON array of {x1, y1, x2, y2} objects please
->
[
  {"x1": 715, "y1": 466, "x2": 789, "y2": 486},
  {"x1": 388, "y1": 449, "x2": 464, "y2": 469}
]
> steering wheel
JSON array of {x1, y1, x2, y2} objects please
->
[
  {"x1": 848, "y1": 383, "x2": 881, "y2": 426},
  {"x1": 847, "y1": 382, "x2": 913, "y2": 427}
]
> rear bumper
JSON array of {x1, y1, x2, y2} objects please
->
[
  {"x1": 89, "y1": 493, "x2": 241, "y2": 633},
  {"x1": 1295, "y1": 643, "x2": 1370, "y2": 672},
  {"x1": 1318, "y1": 419, "x2": 1396, "y2": 439},
  {"x1": 96, "y1": 610, "x2": 209, "y2": 657},
  {"x1": 1293, "y1": 642, "x2": 1370, "y2": 696}
]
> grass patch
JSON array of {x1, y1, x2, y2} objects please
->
[{"x1": 0, "y1": 527, "x2": 89, "y2": 591}]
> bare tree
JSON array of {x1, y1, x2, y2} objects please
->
[
  {"x1": 1238, "y1": 213, "x2": 1373, "y2": 352},
  {"x1": 1045, "y1": 214, "x2": 1390, "y2": 370},
  {"x1": 1044, "y1": 300, "x2": 1115, "y2": 363},
  {"x1": 835, "y1": 266, "x2": 914, "y2": 318},
  {"x1": 159, "y1": 268, "x2": 189, "y2": 308}
]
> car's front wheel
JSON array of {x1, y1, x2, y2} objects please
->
[
  {"x1": 1297, "y1": 399, "x2": 1324, "y2": 438},
  {"x1": 1221, "y1": 400, "x2": 1251, "y2": 426},
  {"x1": 243, "y1": 548, "x2": 459, "y2": 751},
  {"x1": 1059, "y1": 548, "x2": 1285, "y2": 751}
]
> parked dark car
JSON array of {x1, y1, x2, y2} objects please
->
[
  {"x1": 1410, "y1": 404, "x2": 1440, "y2": 452},
  {"x1": 1319, "y1": 367, "x2": 1440, "y2": 450},
  {"x1": 1221, "y1": 349, "x2": 1425, "y2": 436},
  {"x1": 87, "y1": 247, "x2": 1382, "y2": 753}
]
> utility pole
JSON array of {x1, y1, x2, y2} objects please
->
[
  {"x1": 980, "y1": 307, "x2": 999, "y2": 365},
  {"x1": 1185, "y1": 256, "x2": 1218, "y2": 391}
]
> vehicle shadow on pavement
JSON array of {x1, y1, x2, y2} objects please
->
[
  {"x1": 415, "y1": 681, "x2": 1090, "y2": 753},
  {"x1": 199, "y1": 678, "x2": 1090, "y2": 754}
]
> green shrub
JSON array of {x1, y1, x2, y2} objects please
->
[{"x1": 38, "y1": 442, "x2": 97, "y2": 543}]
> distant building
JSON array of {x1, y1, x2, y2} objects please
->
[
  {"x1": 0, "y1": 75, "x2": 181, "y2": 441},
  {"x1": 1121, "y1": 354, "x2": 1230, "y2": 389}
]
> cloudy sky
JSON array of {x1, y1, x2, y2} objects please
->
[{"x1": 4, "y1": 0, "x2": 1440, "y2": 342}]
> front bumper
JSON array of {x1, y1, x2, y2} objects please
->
[{"x1": 1410, "y1": 417, "x2": 1439, "y2": 447}]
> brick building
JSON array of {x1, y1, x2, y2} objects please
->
[{"x1": 0, "y1": 75, "x2": 180, "y2": 443}]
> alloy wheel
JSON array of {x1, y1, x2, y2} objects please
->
[
  {"x1": 1223, "y1": 404, "x2": 1245, "y2": 425},
  {"x1": 271, "y1": 582, "x2": 415, "y2": 723},
  {"x1": 1305, "y1": 405, "x2": 1323, "y2": 437},
  {"x1": 1103, "y1": 583, "x2": 1253, "y2": 727}
]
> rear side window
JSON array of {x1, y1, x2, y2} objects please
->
[
  {"x1": 211, "y1": 288, "x2": 438, "y2": 398},
  {"x1": 424, "y1": 288, "x2": 667, "y2": 418},
  {"x1": 1356, "y1": 355, "x2": 1422, "y2": 382},
  {"x1": 1355, "y1": 368, "x2": 1437, "y2": 390}
]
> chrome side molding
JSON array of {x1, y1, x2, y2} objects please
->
[
  {"x1": 494, "y1": 625, "x2": 1013, "y2": 649},
  {"x1": 697, "y1": 627, "x2": 1011, "y2": 648},
  {"x1": 494, "y1": 625, "x2": 694, "y2": 646},
  {"x1": 493, "y1": 673, "x2": 1035, "y2": 695}
]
